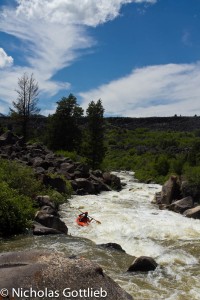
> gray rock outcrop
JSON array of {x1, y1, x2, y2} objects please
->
[
  {"x1": 0, "y1": 250, "x2": 133, "y2": 300},
  {"x1": 168, "y1": 196, "x2": 193, "y2": 214}
]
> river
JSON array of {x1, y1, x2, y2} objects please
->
[{"x1": 0, "y1": 171, "x2": 200, "y2": 299}]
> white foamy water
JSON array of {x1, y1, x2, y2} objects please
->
[{"x1": 61, "y1": 171, "x2": 200, "y2": 299}]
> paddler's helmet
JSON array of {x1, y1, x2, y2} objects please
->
[{"x1": 85, "y1": 212, "x2": 88, "y2": 215}]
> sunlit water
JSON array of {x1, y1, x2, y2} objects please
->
[{"x1": 1, "y1": 171, "x2": 200, "y2": 299}]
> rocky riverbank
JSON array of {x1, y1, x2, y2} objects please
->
[
  {"x1": 0, "y1": 130, "x2": 122, "y2": 195},
  {"x1": 153, "y1": 175, "x2": 200, "y2": 219},
  {"x1": 0, "y1": 130, "x2": 122, "y2": 236}
]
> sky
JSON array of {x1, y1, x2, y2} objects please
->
[{"x1": 0, "y1": 0, "x2": 200, "y2": 117}]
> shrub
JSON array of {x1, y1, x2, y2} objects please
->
[
  {"x1": 55, "y1": 150, "x2": 87, "y2": 164},
  {"x1": 0, "y1": 182, "x2": 35, "y2": 236},
  {"x1": 0, "y1": 159, "x2": 43, "y2": 198}
]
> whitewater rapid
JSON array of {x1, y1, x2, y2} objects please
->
[
  {"x1": 61, "y1": 172, "x2": 200, "y2": 257},
  {"x1": 61, "y1": 171, "x2": 200, "y2": 299}
]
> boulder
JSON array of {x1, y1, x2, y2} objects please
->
[
  {"x1": 127, "y1": 256, "x2": 158, "y2": 272},
  {"x1": 160, "y1": 176, "x2": 181, "y2": 205},
  {"x1": 75, "y1": 178, "x2": 96, "y2": 194},
  {"x1": 75, "y1": 163, "x2": 90, "y2": 177},
  {"x1": 90, "y1": 174, "x2": 112, "y2": 193},
  {"x1": 60, "y1": 162, "x2": 75, "y2": 173},
  {"x1": 34, "y1": 212, "x2": 68, "y2": 234},
  {"x1": 35, "y1": 195, "x2": 55, "y2": 209},
  {"x1": 168, "y1": 196, "x2": 193, "y2": 214},
  {"x1": 91, "y1": 169, "x2": 103, "y2": 178},
  {"x1": 0, "y1": 251, "x2": 133, "y2": 300},
  {"x1": 32, "y1": 221, "x2": 62, "y2": 235},
  {"x1": 98, "y1": 243, "x2": 126, "y2": 253},
  {"x1": 183, "y1": 206, "x2": 200, "y2": 219},
  {"x1": 152, "y1": 191, "x2": 162, "y2": 204},
  {"x1": 32, "y1": 157, "x2": 44, "y2": 167},
  {"x1": 40, "y1": 205, "x2": 58, "y2": 216},
  {"x1": 42, "y1": 175, "x2": 68, "y2": 194},
  {"x1": 103, "y1": 172, "x2": 122, "y2": 191},
  {"x1": 0, "y1": 130, "x2": 19, "y2": 146}
]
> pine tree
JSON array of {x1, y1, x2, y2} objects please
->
[
  {"x1": 47, "y1": 94, "x2": 83, "y2": 151},
  {"x1": 86, "y1": 99, "x2": 106, "y2": 169}
]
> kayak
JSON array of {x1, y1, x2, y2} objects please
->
[{"x1": 76, "y1": 216, "x2": 90, "y2": 226}]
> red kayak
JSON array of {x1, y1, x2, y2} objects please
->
[{"x1": 76, "y1": 216, "x2": 90, "y2": 226}]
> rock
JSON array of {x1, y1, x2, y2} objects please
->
[
  {"x1": 40, "y1": 205, "x2": 58, "y2": 216},
  {"x1": 42, "y1": 174, "x2": 68, "y2": 194},
  {"x1": 158, "y1": 204, "x2": 168, "y2": 210},
  {"x1": 60, "y1": 162, "x2": 75, "y2": 173},
  {"x1": 98, "y1": 243, "x2": 126, "y2": 253},
  {"x1": 75, "y1": 163, "x2": 90, "y2": 177},
  {"x1": 160, "y1": 176, "x2": 181, "y2": 205},
  {"x1": 35, "y1": 195, "x2": 55, "y2": 209},
  {"x1": 0, "y1": 250, "x2": 133, "y2": 300},
  {"x1": 183, "y1": 206, "x2": 200, "y2": 219},
  {"x1": 152, "y1": 191, "x2": 162, "y2": 204},
  {"x1": 0, "y1": 130, "x2": 19, "y2": 146},
  {"x1": 181, "y1": 180, "x2": 200, "y2": 202},
  {"x1": 127, "y1": 256, "x2": 158, "y2": 272},
  {"x1": 32, "y1": 157, "x2": 44, "y2": 167},
  {"x1": 103, "y1": 172, "x2": 122, "y2": 191},
  {"x1": 32, "y1": 221, "x2": 62, "y2": 235},
  {"x1": 35, "y1": 166, "x2": 46, "y2": 174},
  {"x1": 91, "y1": 169, "x2": 103, "y2": 177},
  {"x1": 34, "y1": 212, "x2": 68, "y2": 234},
  {"x1": 90, "y1": 174, "x2": 112, "y2": 193},
  {"x1": 168, "y1": 196, "x2": 194, "y2": 214},
  {"x1": 75, "y1": 178, "x2": 96, "y2": 194}
]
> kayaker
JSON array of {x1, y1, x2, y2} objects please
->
[{"x1": 78, "y1": 211, "x2": 92, "y2": 223}]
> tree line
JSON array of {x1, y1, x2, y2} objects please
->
[{"x1": 9, "y1": 73, "x2": 106, "y2": 169}]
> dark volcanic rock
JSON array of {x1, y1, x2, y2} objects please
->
[
  {"x1": 98, "y1": 243, "x2": 126, "y2": 253},
  {"x1": 0, "y1": 131, "x2": 122, "y2": 196},
  {"x1": 75, "y1": 178, "x2": 96, "y2": 194},
  {"x1": 0, "y1": 250, "x2": 133, "y2": 300},
  {"x1": 128, "y1": 256, "x2": 158, "y2": 272}
]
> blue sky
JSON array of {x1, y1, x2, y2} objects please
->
[{"x1": 0, "y1": 0, "x2": 200, "y2": 116}]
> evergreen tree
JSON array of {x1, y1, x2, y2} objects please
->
[
  {"x1": 47, "y1": 94, "x2": 83, "y2": 151},
  {"x1": 10, "y1": 73, "x2": 40, "y2": 141},
  {"x1": 86, "y1": 99, "x2": 106, "y2": 169}
]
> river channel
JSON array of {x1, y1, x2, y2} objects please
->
[{"x1": 0, "y1": 172, "x2": 200, "y2": 299}]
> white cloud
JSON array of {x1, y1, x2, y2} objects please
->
[
  {"x1": 16, "y1": 0, "x2": 156, "y2": 26},
  {"x1": 0, "y1": 48, "x2": 13, "y2": 68},
  {"x1": 79, "y1": 62, "x2": 200, "y2": 117},
  {"x1": 0, "y1": 0, "x2": 157, "y2": 113}
]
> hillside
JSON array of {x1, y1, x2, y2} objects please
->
[
  {"x1": 1, "y1": 115, "x2": 200, "y2": 133},
  {"x1": 106, "y1": 116, "x2": 200, "y2": 131}
]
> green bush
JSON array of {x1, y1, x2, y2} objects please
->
[
  {"x1": 155, "y1": 156, "x2": 170, "y2": 176},
  {"x1": 0, "y1": 159, "x2": 43, "y2": 198},
  {"x1": 55, "y1": 150, "x2": 87, "y2": 164},
  {"x1": 0, "y1": 182, "x2": 35, "y2": 236},
  {"x1": 0, "y1": 159, "x2": 72, "y2": 237}
]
